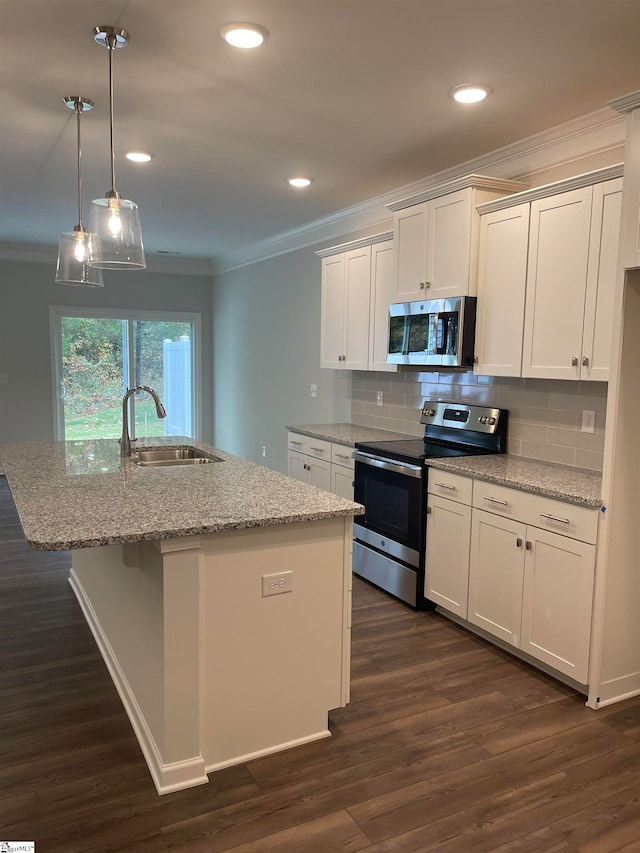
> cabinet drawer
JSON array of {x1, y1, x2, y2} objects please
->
[
  {"x1": 428, "y1": 470, "x2": 472, "y2": 504},
  {"x1": 331, "y1": 445, "x2": 355, "y2": 469},
  {"x1": 287, "y1": 433, "x2": 332, "y2": 459},
  {"x1": 473, "y1": 480, "x2": 598, "y2": 544}
]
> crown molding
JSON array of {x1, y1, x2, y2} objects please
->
[
  {"x1": 608, "y1": 91, "x2": 640, "y2": 114},
  {"x1": 386, "y1": 175, "x2": 529, "y2": 212},
  {"x1": 215, "y1": 105, "x2": 626, "y2": 274},
  {"x1": 315, "y1": 231, "x2": 393, "y2": 258},
  {"x1": 476, "y1": 163, "x2": 624, "y2": 215},
  {"x1": 0, "y1": 242, "x2": 214, "y2": 277}
]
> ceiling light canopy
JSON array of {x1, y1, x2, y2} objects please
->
[
  {"x1": 55, "y1": 96, "x2": 103, "y2": 287},
  {"x1": 89, "y1": 26, "x2": 146, "y2": 270},
  {"x1": 450, "y1": 84, "x2": 492, "y2": 104},
  {"x1": 288, "y1": 177, "x2": 312, "y2": 188},
  {"x1": 126, "y1": 151, "x2": 152, "y2": 163},
  {"x1": 220, "y1": 23, "x2": 269, "y2": 49}
]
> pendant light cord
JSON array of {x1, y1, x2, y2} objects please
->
[
  {"x1": 107, "y1": 33, "x2": 118, "y2": 197},
  {"x1": 75, "y1": 100, "x2": 83, "y2": 228}
]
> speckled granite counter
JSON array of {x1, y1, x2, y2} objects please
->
[
  {"x1": 427, "y1": 455, "x2": 602, "y2": 508},
  {"x1": 286, "y1": 422, "x2": 409, "y2": 446},
  {"x1": 0, "y1": 436, "x2": 363, "y2": 551}
]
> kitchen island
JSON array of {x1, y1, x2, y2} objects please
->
[{"x1": 0, "y1": 436, "x2": 363, "y2": 794}]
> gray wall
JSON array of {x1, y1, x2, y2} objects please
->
[
  {"x1": 0, "y1": 259, "x2": 214, "y2": 444},
  {"x1": 212, "y1": 246, "x2": 350, "y2": 471}
]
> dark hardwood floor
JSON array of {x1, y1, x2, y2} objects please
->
[{"x1": 1, "y1": 478, "x2": 639, "y2": 852}]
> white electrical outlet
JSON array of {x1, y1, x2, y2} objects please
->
[
  {"x1": 262, "y1": 571, "x2": 293, "y2": 597},
  {"x1": 261, "y1": 445, "x2": 267, "y2": 458},
  {"x1": 581, "y1": 410, "x2": 596, "y2": 433},
  {"x1": 310, "y1": 384, "x2": 317, "y2": 398},
  {"x1": 376, "y1": 391, "x2": 384, "y2": 406}
]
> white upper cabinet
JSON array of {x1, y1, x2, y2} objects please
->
[
  {"x1": 476, "y1": 166, "x2": 623, "y2": 382},
  {"x1": 387, "y1": 175, "x2": 529, "y2": 303},
  {"x1": 318, "y1": 233, "x2": 397, "y2": 372},
  {"x1": 475, "y1": 203, "x2": 530, "y2": 377}
]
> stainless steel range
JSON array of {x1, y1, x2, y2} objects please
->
[{"x1": 352, "y1": 401, "x2": 508, "y2": 608}]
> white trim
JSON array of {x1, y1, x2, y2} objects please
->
[
  {"x1": 217, "y1": 106, "x2": 626, "y2": 272},
  {"x1": 477, "y1": 164, "x2": 624, "y2": 215},
  {"x1": 386, "y1": 175, "x2": 529, "y2": 212},
  {"x1": 315, "y1": 231, "x2": 393, "y2": 258},
  {"x1": 0, "y1": 241, "x2": 214, "y2": 277},
  {"x1": 588, "y1": 672, "x2": 640, "y2": 709},
  {"x1": 205, "y1": 729, "x2": 332, "y2": 775},
  {"x1": 609, "y1": 91, "x2": 640, "y2": 114},
  {"x1": 49, "y1": 306, "x2": 203, "y2": 442},
  {"x1": 69, "y1": 569, "x2": 209, "y2": 795}
]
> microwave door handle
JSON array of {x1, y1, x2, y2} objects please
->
[{"x1": 435, "y1": 313, "x2": 447, "y2": 354}]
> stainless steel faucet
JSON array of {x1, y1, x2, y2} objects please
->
[{"x1": 120, "y1": 385, "x2": 167, "y2": 458}]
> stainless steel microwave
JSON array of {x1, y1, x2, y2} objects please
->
[{"x1": 387, "y1": 296, "x2": 477, "y2": 367}]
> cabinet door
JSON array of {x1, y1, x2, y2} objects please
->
[
  {"x1": 469, "y1": 510, "x2": 526, "y2": 647},
  {"x1": 331, "y1": 465, "x2": 354, "y2": 500},
  {"x1": 368, "y1": 241, "x2": 397, "y2": 372},
  {"x1": 521, "y1": 528, "x2": 595, "y2": 684},
  {"x1": 426, "y1": 189, "x2": 472, "y2": 298},
  {"x1": 343, "y1": 246, "x2": 371, "y2": 370},
  {"x1": 393, "y1": 203, "x2": 429, "y2": 301},
  {"x1": 475, "y1": 203, "x2": 530, "y2": 376},
  {"x1": 288, "y1": 449, "x2": 310, "y2": 484},
  {"x1": 581, "y1": 179, "x2": 623, "y2": 381},
  {"x1": 307, "y1": 457, "x2": 331, "y2": 492},
  {"x1": 425, "y1": 495, "x2": 471, "y2": 618},
  {"x1": 320, "y1": 255, "x2": 345, "y2": 368},
  {"x1": 522, "y1": 187, "x2": 593, "y2": 379}
]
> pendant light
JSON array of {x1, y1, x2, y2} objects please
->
[
  {"x1": 55, "y1": 96, "x2": 104, "y2": 287},
  {"x1": 89, "y1": 26, "x2": 146, "y2": 270}
]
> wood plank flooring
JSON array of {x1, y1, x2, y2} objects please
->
[{"x1": 1, "y1": 477, "x2": 639, "y2": 852}]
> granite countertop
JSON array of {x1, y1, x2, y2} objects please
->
[
  {"x1": 0, "y1": 437, "x2": 363, "y2": 551},
  {"x1": 286, "y1": 422, "x2": 410, "y2": 447},
  {"x1": 427, "y1": 455, "x2": 602, "y2": 509}
]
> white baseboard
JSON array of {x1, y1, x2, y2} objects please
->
[
  {"x1": 205, "y1": 729, "x2": 332, "y2": 775},
  {"x1": 69, "y1": 569, "x2": 209, "y2": 795},
  {"x1": 592, "y1": 672, "x2": 640, "y2": 708}
]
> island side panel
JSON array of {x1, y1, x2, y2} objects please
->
[{"x1": 200, "y1": 516, "x2": 352, "y2": 771}]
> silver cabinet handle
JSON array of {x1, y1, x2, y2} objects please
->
[
  {"x1": 435, "y1": 482, "x2": 456, "y2": 491},
  {"x1": 335, "y1": 453, "x2": 350, "y2": 460},
  {"x1": 426, "y1": 506, "x2": 432, "y2": 515},
  {"x1": 310, "y1": 446, "x2": 325, "y2": 453},
  {"x1": 582, "y1": 356, "x2": 589, "y2": 367},
  {"x1": 516, "y1": 537, "x2": 523, "y2": 548},
  {"x1": 419, "y1": 282, "x2": 425, "y2": 289},
  {"x1": 290, "y1": 440, "x2": 302, "y2": 446},
  {"x1": 526, "y1": 540, "x2": 532, "y2": 550},
  {"x1": 484, "y1": 496, "x2": 508, "y2": 506},
  {"x1": 571, "y1": 356, "x2": 578, "y2": 366},
  {"x1": 540, "y1": 512, "x2": 570, "y2": 525}
]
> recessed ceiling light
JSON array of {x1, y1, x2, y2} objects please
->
[
  {"x1": 125, "y1": 151, "x2": 152, "y2": 163},
  {"x1": 450, "y1": 84, "x2": 492, "y2": 104},
  {"x1": 288, "y1": 177, "x2": 312, "y2": 188},
  {"x1": 220, "y1": 23, "x2": 269, "y2": 49}
]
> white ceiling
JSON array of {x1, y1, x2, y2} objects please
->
[{"x1": 1, "y1": 0, "x2": 639, "y2": 269}]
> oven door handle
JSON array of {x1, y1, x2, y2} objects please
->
[{"x1": 353, "y1": 451, "x2": 423, "y2": 478}]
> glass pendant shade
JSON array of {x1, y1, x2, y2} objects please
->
[
  {"x1": 89, "y1": 196, "x2": 145, "y2": 269},
  {"x1": 56, "y1": 229, "x2": 104, "y2": 286}
]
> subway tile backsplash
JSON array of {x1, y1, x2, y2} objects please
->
[{"x1": 351, "y1": 370, "x2": 607, "y2": 471}]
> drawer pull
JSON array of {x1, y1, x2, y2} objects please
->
[
  {"x1": 310, "y1": 446, "x2": 325, "y2": 453},
  {"x1": 290, "y1": 440, "x2": 302, "y2": 446},
  {"x1": 435, "y1": 482, "x2": 456, "y2": 491},
  {"x1": 335, "y1": 453, "x2": 350, "y2": 460},
  {"x1": 540, "y1": 512, "x2": 570, "y2": 525},
  {"x1": 484, "y1": 496, "x2": 508, "y2": 506}
]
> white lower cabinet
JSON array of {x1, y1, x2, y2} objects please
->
[
  {"x1": 287, "y1": 432, "x2": 354, "y2": 500},
  {"x1": 426, "y1": 471, "x2": 598, "y2": 686},
  {"x1": 468, "y1": 510, "x2": 526, "y2": 647}
]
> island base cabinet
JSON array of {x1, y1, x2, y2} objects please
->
[
  {"x1": 468, "y1": 510, "x2": 526, "y2": 647},
  {"x1": 521, "y1": 529, "x2": 595, "y2": 684},
  {"x1": 69, "y1": 516, "x2": 353, "y2": 794},
  {"x1": 424, "y1": 495, "x2": 471, "y2": 618}
]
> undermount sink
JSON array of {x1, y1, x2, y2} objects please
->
[{"x1": 133, "y1": 447, "x2": 223, "y2": 467}]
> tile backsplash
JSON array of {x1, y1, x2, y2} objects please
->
[{"x1": 351, "y1": 370, "x2": 607, "y2": 471}]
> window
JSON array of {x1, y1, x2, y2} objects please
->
[{"x1": 50, "y1": 308, "x2": 201, "y2": 442}]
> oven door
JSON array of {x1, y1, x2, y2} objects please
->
[{"x1": 353, "y1": 451, "x2": 424, "y2": 566}]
